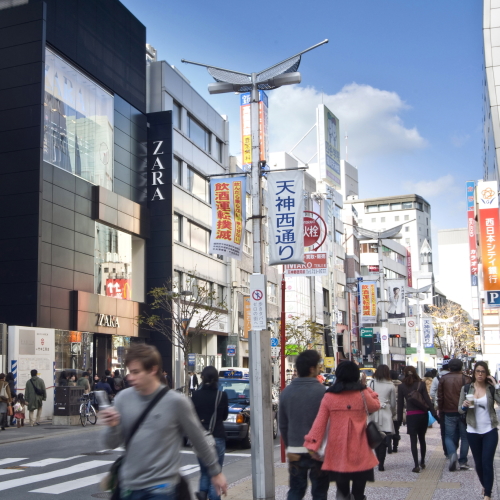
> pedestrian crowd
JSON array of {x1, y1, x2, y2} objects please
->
[{"x1": 279, "y1": 351, "x2": 500, "y2": 500}]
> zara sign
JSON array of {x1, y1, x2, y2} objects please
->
[
  {"x1": 96, "y1": 314, "x2": 120, "y2": 328},
  {"x1": 150, "y1": 140, "x2": 165, "y2": 201}
]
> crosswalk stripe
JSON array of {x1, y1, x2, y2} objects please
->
[
  {"x1": 30, "y1": 472, "x2": 108, "y2": 494},
  {"x1": 0, "y1": 469, "x2": 24, "y2": 477},
  {"x1": 179, "y1": 464, "x2": 200, "y2": 476},
  {"x1": 0, "y1": 459, "x2": 28, "y2": 466},
  {"x1": 0, "y1": 460, "x2": 114, "y2": 491},
  {"x1": 21, "y1": 456, "x2": 84, "y2": 467},
  {"x1": 180, "y1": 450, "x2": 251, "y2": 457}
]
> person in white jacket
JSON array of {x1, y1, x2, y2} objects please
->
[
  {"x1": 430, "y1": 357, "x2": 450, "y2": 458},
  {"x1": 369, "y1": 364, "x2": 396, "y2": 471}
]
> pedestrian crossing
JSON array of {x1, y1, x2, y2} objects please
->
[{"x1": 0, "y1": 451, "x2": 202, "y2": 495}]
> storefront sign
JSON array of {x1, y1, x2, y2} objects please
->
[
  {"x1": 209, "y1": 176, "x2": 247, "y2": 259},
  {"x1": 250, "y1": 274, "x2": 267, "y2": 331},
  {"x1": 467, "y1": 181, "x2": 478, "y2": 286},
  {"x1": 284, "y1": 252, "x2": 327, "y2": 276},
  {"x1": 368, "y1": 265, "x2": 379, "y2": 274},
  {"x1": 267, "y1": 170, "x2": 305, "y2": 265},
  {"x1": 360, "y1": 327, "x2": 373, "y2": 338},
  {"x1": 148, "y1": 139, "x2": 166, "y2": 201},
  {"x1": 358, "y1": 280, "x2": 377, "y2": 324},
  {"x1": 227, "y1": 345, "x2": 236, "y2": 357},
  {"x1": 317, "y1": 104, "x2": 341, "y2": 189},
  {"x1": 97, "y1": 314, "x2": 120, "y2": 328},
  {"x1": 478, "y1": 180, "x2": 500, "y2": 306}
]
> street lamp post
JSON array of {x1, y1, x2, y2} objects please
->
[
  {"x1": 406, "y1": 285, "x2": 431, "y2": 377},
  {"x1": 182, "y1": 40, "x2": 328, "y2": 500}
]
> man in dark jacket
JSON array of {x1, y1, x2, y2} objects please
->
[
  {"x1": 437, "y1": 358, "x2": 471, "y2": 471},
  {"x1": 279, "y1": 350, "x2": 329, "y2": 500},
  {"x1": 24, "y1": 369, "x2": 46, "y2": 426}
]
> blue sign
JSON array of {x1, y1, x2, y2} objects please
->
[
  {"x1": 471, "y1": 275, "x2": 478, "y2": 287},
  {"x1": 466, "y1": 181, "x2": 475, "y2": 211},
  {"x1": 227, "y1": 345, "x2": 236, "y2": 357},
  {"x1": 188, "y1": 354, "x2": 196, "y2": 367},
  {"x1": 486, "y1": 291, "x2": 500, "y2": 307},
  {"x1": 271, "y1": 338, "x2": 279, "y2": 347}
]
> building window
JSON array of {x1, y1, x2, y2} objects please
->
[
  {"x1": 244, "y1": 231, "x2": 252, "y2": 254},
  {"x1": 395, "y1": 216, "x2": 400, "y2": 221},
  {"x1": 335, "y1": 231, "x2": 343, "y2": 245},
  {"x1": 217, "y1": 285, "x2": 226, "y2": 305},
  {"x1": 173, "y1": 270, "x2": 183, "y2": 291},
  {"x1": 267, "y1": 282, "x2": 277, "y2": 303},
  {"x1": 95, "y1": 222, "x2": 144, "y2": 302},
  {"x1": 381, "y1": 217, "x2": 386, "y2": 223},
  {"x1": 391, "y1": 203, "x2": 402, "y2": 210},
  {"x1": 188, "y1": 221, "x2": 210, "y2": 253},
  {"x1": 188, "y1": 114, "x2": 211, "y2": 153},
  {"x1": 366, "y1": 205, "x2": 378, "y2": 213},
  {"x1": 336, "y1": 257, "x2": 344, "y2": 272},
  {"x1": 426, "y1": 218, "x2": 429, "y2": 225},
  {"x1": 173, "y1": 102, "x2": 181, "y2": 129},
  {"x1": 405, "y1": 226, "x2": 410, "y2": 232},
  {"x1": 187, "y1": 167, "x2": 209, "y2": 202},
  {"x1": 371, "y1": 218, "x2": 376, "y2": 223},
  {"x1": 44, "y1": 48, "x2": 114, "y2": 190},
  {"x1": 241, "y1": 270, "x2": 250, "y2": 287},
  {"x1": 402, "y1": 202, "x2": 413, "y2": 209},
  {"x1": 173, "y1": 214, "x2": 181, "y2": 242},
  {"x1": 173, "y1": 157, "x2": 182, "y2": 184},
  {"x1": 405, "y1": 239, "x2": 410, "y2": 245},
  {"x1": 404, "y1": 215, "x2": 409, "y2": 221},
  {"x1": 378, "y1": 204, "x2": 389, "y2": 211},
  {"x1": 216, "y1": 138, "x2": 223, "y2": 163}
]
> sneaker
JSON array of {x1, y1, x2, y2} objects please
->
[
  {"x1": 449, "y1": 453, "x2": 458, "y2": 472},
  {"x1": 459, "y1": 463, "x2": 473, "y2": 471}
]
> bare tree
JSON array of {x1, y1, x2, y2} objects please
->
[
  {"x1": 427, "y1": 302, "x2": 476, "y2": 359},
  {"x1": 139, "y1": 274, "x2": 227, "y2": 394}
]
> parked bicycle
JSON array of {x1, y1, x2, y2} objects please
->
[{"x1": 79, "y1": 392, "x2": 97, "y2": 426}]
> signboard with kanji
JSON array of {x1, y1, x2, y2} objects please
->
[
  {"x1": 285, "y1": 252, "x2": 327, "y2": 276},
  {"x1": 250, "y1": 274, "x2": 267, "y2": 331}
]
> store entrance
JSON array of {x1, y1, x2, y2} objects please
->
[{"x1": 93, "y1": 334, "x2": 112, "y2": 379}]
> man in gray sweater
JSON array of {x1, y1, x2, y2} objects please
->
[
  {"x1": 279, "y1": 350, "x2": 329, "y2": 500},
  {"x1": 101, "y1": 344, "x2": 227, "y2": 499}
]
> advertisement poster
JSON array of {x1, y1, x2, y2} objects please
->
[
  {"x1": 267, "y1": 170, "x2": 304, "y2": 265},
  {"x1": 285, "y1": 252, "x2": 327, "y2": 276},
  {"x1": 466, "y1": 181, "x2": 478, "y2": 286},
  {"x1": 406, "y1": 247, "x2": 413, "y2": 287},
  {"x1": 359, "y1": 281, "x2": 377, "y2": 324},
  {"x1": 105, "y1": 278, "x2": 131, "y2": 299},
  {"x1": 240, "y1": 91, "x2": 268, "y2": 169},
  {"x1": 209, "y1": 176, "x2": 246, "y2": 259},
  {"x1": 317, "y1": 104, "x2": 341, "y2": 189},
  {"x1": 387, "y1": 279, "x2": 405, "y2": 323}
]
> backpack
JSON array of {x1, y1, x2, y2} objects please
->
[
  {"x1": 407, "y1": 382, "x2": 429, "y2": 411},
  {"x1": 0, "y1": 383, "x2": 7, "y2": 400},
  {"x1": 113, "y1": 378, "x2": 124, "y2": 392}
]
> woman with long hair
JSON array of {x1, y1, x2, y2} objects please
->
[
  {"x1": 368, "y1": 364, "x2": 396, "y2": 471},
  {"x1": 397, "y1": 366, "x2": 438, "y2": 473},
  {"x1": 191, "y1": 366, "x2": 228, "y2": 500},
  {"x1": 5, "y1": 372, "x2": 16, "y2": 427},
  {"x1": 459, "y1": 361, "x2": 500, "y2": 500},
  {"x1": 305, "y1": 361, "x2": 380, "y2": 500}
]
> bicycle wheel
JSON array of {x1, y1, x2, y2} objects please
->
[
  {"x1": 88, "y1": 405, "x2": 97, "y2": 425},
  {"x1": 79, "y1": 404, "x2": 87, "y2": 427}
]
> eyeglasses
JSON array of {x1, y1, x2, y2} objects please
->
[{"x1": 475, "y1": 370, "x2": 487, "y2": 374}]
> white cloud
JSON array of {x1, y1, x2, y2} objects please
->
[
  {"x1": 402, "y1": 174, "x2": 458, "y2": 198},
  {"x1": 266, "y1": 83, "x2": 427, "y2": 164}
]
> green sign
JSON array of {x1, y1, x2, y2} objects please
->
[
  {"x1": 360, "y1": 328, "x2": 373, "y2": 338},
  {"x1": 405, "y1": 347, "x2": 437, "y2": 355}
]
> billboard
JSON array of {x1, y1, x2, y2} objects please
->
[
  {"x1": 209, "y1": 176, "x2": 246, "y2": 259},
  {"x1": 284, "y1": 252, "x2": 327, "y2": 276},
  {"x1": 358, "y1": 281, "x2": 377, "y2": 324},
  {"x1": 478, "y1": 180, "x2": 500, "y2": 306},
  {"x1": 387, "y1": 279, "x2": 405, "y2": 324},
  {"x1": 267, "y1": 170, "x2": 305, "y2": 265},
  {"x1": 317, "y1": 104, "x2": 341, "y2": 189},
  {"x1": 105, "y1": 278, "x2": 131, "y2": 299},
  {"x1": 466, "y1": 181, "x2": 478, "y2": 286}
]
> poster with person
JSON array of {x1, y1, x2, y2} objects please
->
[{"x1": 387, "y1": 280, "x2": 405, "y2": 323}]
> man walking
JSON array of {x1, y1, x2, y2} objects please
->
[
  {"x1": 437, "y1": 358, "x2": 471, "y2": 471},
  {"x1": 77, "y1": 371, "x2": 91, "y2": 394},
  {"x1": 189, "y1": 371, "x2": 199, "y2": 396},
  {"x1": 101, "y1": 344, "x2": 227, "y2": 500},
  {"x1": 430, "y1": 356, "x2": 450, "y2": 457},
  {"x1": 279, "y1": 350, "x2": 329, "y2": 500},
  {"x1": 24, "y1": 369, "x2": 46, "y2": 426}
]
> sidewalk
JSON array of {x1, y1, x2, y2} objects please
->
[{"x1": 226, "y1": 426, "x2": 497, "y2": 499}]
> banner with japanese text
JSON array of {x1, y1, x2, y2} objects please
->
[
  {"x1": 422, "y1": 318, "x2": 434, "y2": 348},
  {"x1": 240, "y1": 91, "x2": 268, "y2": 169},
  {"x1": 267, "y1": 170, "x2": 304, "y2": 265},
  {"x1": 478, "y1": 180, "x2": 500, "y2": 292},
  {"x1": 358, "y1": 280, "x2": 377, "y2": 324},
  {"x1": 387, "y1": 279, "x2": 405, "y2": 324},
  {"x1": 466, "y1": 181, "x2": 478, "y2": 286},
  {"x1": 209, "y1": 176, "x2": 246, "y2": 260}
]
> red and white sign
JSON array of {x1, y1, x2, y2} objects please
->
[
  {"x1": 304, "y1": 217, "x2": 321, "y2": 247},
  {"x1": 106, "y1": 279, "x2": 131, "y2": 300},
  {"x1": 406, "y1": 247, "x2": 412, "y2": 288},
  {"x1": 368, "y1": 265, "x2": 379, "y2": 274},
  {"x1": 285, "y1": 252, "x2": 327, "y2": 276}
]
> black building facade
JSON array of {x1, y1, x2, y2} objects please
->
[{"x1": 0, "y1": 0, "x2": 173, "y2": 377}]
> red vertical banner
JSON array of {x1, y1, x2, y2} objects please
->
[
  {"x1": 406, "y1": 247, "x2": 412, "y2": 288},
  {"x1": 478, "y1": 181, "x2": 500, "y2": 291},
  {"x1": 466, "y1": 181, "x2": 478, "y2": 286}
]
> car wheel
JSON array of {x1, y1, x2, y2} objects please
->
[
  {"x1": 273, "y1": 417, "x2": 278, "y2": 439},
  {"x1": 242, "y1": 424, "x2": 251, "y2": 449}
]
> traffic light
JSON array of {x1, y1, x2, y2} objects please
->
[{"x1": 390, "y1": 334, "x2": 401, "y2": 338}]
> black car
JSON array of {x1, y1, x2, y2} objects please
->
[{"x1": 219, "y1": 377, "x2": 278, "y2": 448}]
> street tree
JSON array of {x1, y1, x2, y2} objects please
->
[
  {"x1": 282, "y1": 316, "x2": 324, "y2": 357},
  {"x1": 427, "y1": 302, "x2": 476, "y2": 359},
  {"x1": 138, "y1": 274, "x2": 227, "y2": 394}
]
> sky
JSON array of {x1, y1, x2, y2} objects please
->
[{"x1": 122, "y1": 0, "x2": 483, "y2": 271}]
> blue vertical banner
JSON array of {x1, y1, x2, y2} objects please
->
[{"x1": 11, "y1": 360, "x2": 17, "y2": 392}]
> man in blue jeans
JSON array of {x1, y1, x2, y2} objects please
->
[
  {"x1": 279, "y1": 350, "x2": 329, "y2": 500},
  {"x1": 437, "y1": 358, "x2": 472, "y2": 471}
]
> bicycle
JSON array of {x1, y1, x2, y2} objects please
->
[{"x1": 79, "y1": 392, "x2": 97, "y2": 426}]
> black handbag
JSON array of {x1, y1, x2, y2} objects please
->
[{"x1": 361, "y1": 390, "x2": 386, "y2": 449}]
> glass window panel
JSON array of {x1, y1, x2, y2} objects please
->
[
  {"x1": 173, "y1": 102, "x2": 181, "y2": 129},
  {"x1": 43, "y1": 48, "x2": 113, "y2": 190},
  {"x1": 390, "y1": 203, "x2": 402, "y2": 210},
  {"x1": 173, "y1": 214, "x2": 181, "y2": 242},
  {"x1": 378, "y1": 204, "x2": 389, "y2": 211},
  {"x1": 217, "y1": 139, "x2": 223, "y2": 162},
  {"x1": 173, "y1": 157, "x2": 181, "y2": 184},
  {"x1": 188, "y1": 115, "x2": 210, "y2": 152},
  {"x1": 95, "y1": 222, "x2": 133, "y2": 300},
  {"x1": 366, "y1": 205, "x2": 377, "y2": 212},
  {"x1": 187, "y1": 167, "x2": 208, "y2": 202},
  {"x1": 402, "y1": 202, "x2": 413, "y2": 209},
  {"x1": 189, "y1": 222, "x2": 209, "y2": 253}
]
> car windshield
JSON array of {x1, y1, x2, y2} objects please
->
[{"x1": 219, "y1": 379, "x2": 250, "y2": 401}]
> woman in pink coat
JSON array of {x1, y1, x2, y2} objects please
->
[{"x1": 304, "y1": 361, "x2": 380, "y2": 500}]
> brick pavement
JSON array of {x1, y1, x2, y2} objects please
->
[{"x1": 226, "y1": 426, "x2": 496, "y2": 499}]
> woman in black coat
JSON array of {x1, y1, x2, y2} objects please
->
[
  {"x1": 5, "y1": 372, "x2": 15, "y2": 427},
  {"x1": 191, "y1": 366, "x2": 228, "y2": 500}
]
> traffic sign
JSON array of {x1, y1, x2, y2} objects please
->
[
  {"x1": 271, "y1": 346, "x2": 279, "y2": 358},
  {"x1": 271, "y1": 337, "x2": 279, "y2": 347},
  {"x1": 360, "y1": 327, "x2": 373, "y2": 338},
  {"x1": 486, "y1": 291, "x2": 500, "y2": 308},
  {"x1": 324, "y1": 357, "x2": 334, "y2": 368},
  {"x1": 250, "y1": 274, "x2": 267, "y2": 330},
  {"x1": 227, "y1": 345, "x2": 236, "y2": 357}
]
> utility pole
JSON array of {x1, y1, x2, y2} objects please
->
[
  {"x1": 378, "y1": 238, "x2": 389, "y2": 366},
  {"x1": 182, "y1": 39, "x2": 328, "y2": 500}
]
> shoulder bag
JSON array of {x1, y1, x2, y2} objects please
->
[
  {"x1": 194, "y1": 390, "x2": 222, "y2": 453},
  {"x1": 407, "y1": 382, "x2": 428, "y2": 411},
  {"x1": 30, "y1": 379, "x2": 44, "y2": 396},
  {"x1": 103, "y1": 386, "x2": 169, "y2": 500},
  {"x1": 361, "y1": 390, "x2": 385, "y2": 449}
]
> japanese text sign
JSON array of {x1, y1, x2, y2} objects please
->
[
  {"x1": 209, "y1": 176, "x2": 246, "y2": 260},
  {"x1": 478, "y1": 180, "x2": 500, "y2": 293},
  {"x1": 267, "y1": 170, "x2": 304, "y2": 266},
  {"x1": 250, "y1": 274, "x2": 267, "y2": 331},
  {"x1": 240, "y1": 91, "x2": 268, "y2": 169},
  {"x1": 422, "y1": 318, "x2": 434, "y2": 348},
  {"x1": 317, "y1": 104, "x2": 341, "y2": 189},
  {"x1": 358, "y1": 280, "x2": 377, "y2": 324},
  {"x1": 406, "y1": 317, "x2": 417, "y2": 344},
  {"x1": 466, "y1": 181, "x2": 478, "y2": 286},
  {"x1": 284, "y1": 252, "x2": 327, "y2": 276}
]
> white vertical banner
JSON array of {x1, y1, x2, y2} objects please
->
[
  {"x1": 380, "y1": 327, "x2": 389, "y2": 355},
  {"x1": 387, "y1": 279, "x2": 405, "y2": 324},
  {"x1": 406, "y1": 316, "x2": 417, "y2": 345},
  {"x1": 422, "y1": 318, "x2": 434, "y2": 348},
  {"x1": 250, "y1": 274, "x2": 267, "y2": 331},
  {"x1": 267, "y1": 170, "x2": 304, "y2": 266}
]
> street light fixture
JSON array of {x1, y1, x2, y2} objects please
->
[{"x1": 182, "y1": 40, "x2": 328, "y2": 500}]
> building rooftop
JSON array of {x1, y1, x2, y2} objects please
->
[{"x1": 344, "y1": 193, "x2": 430, "y2": 207}]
